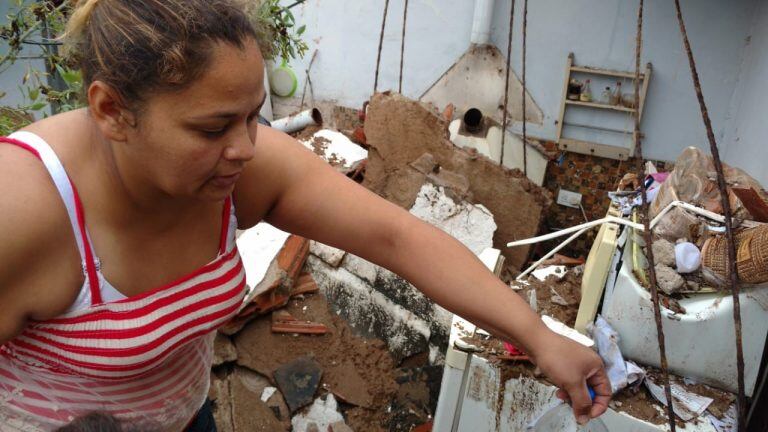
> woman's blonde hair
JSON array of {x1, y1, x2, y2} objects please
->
[{"x1": 63, "y1": 0, "x2": 258, "y2": 108}]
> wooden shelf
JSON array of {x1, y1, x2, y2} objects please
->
[
  {"x1": 571, "y1": 66, "x2": 646, "y2": 80},
  {"x1": 565, "y1": 99, "x2": 636, "y2": 113},
  {"x1": 555, "y1": 53, "x2": 653, "y2": 160}
]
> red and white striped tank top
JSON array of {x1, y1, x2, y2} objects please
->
[{"x1": 0, "y1": 132, "x2": 247, "y2": 431}]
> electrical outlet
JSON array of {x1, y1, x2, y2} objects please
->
[{"x1": 557, "y1": 189, "x2": 582, "y2": 208}]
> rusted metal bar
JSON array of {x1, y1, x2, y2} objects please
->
[
  {"x1": 500, "y1": 0, "x2": 515, "y2": 166},
  {"x1": 521, "y1": 0, "x2": 528, "y2": 176},
  {"x1": 673, "y1": 1, "x2": 747, "y2": 428},
  {"x1": 373, "y1": 0, "x2": 391, "y2": 94},
  {"x1": 399, "y1": 0, "x2": 409, "y2": 94},
  {"x1": 632, "y1": 1, "x2": 676, "y2": 430}
]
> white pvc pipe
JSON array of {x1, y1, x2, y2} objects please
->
[
  {"x1": 470, "y1": 0, "x2": 494, "y2": 45},
  {"x1": 650, "y1": 200, "x2": 724, "y2": 228},
  {"x1": 270, "y1": 108, "x2": 323, "y2": 133},
  {"x1": 507, "y1": 216, "x2": 645, "y2": 247},
  {"x1": 516, "y1": 227, "x2": 590, "y2": 280}
]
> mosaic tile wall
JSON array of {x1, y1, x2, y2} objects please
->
[{"x1": 539, "y1": 150, "x2": 674, "y2": 259}]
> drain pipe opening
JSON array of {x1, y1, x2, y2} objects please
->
[{"x1": 463, "y1": 108, "x2": 484, "y2": 133}]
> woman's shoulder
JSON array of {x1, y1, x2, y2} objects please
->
[{"x1": 0, "y1": 111, "x2": 88, "y2": 263}]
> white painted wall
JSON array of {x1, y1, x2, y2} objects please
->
[
  {"x1": 489, "y1": 0, "x2": 757, "y2": 164},
  {"x1": 722, "y1": 1, "x2": 768, "y2": 186},
  {"x1": 278, "y1": 0, "x2": 475, "y2": 107},
  {"x1": 281, "y1": 0, "x2": 760, "y2": 171}
]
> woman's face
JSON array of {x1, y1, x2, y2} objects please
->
[{"x1": 122, "y1": 37, "x2": 266, "y2": 202}]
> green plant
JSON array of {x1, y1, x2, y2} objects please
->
[
  {"x1": 249, "y1": 0, "x2": 308, "y2": 62},
  {"x1": 1, "y1": 0, "x2": 79, "y2": 131}
]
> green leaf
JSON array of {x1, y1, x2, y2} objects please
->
[
  {"x1": 30, "y1": 102, "x2": 47, "y2": 111},
  {"x1": 297, "y1": 25, "x2": 306, "y2": 35},
  {"x1": 28, "y1": 87, "x2": 39, "y2": 101}
]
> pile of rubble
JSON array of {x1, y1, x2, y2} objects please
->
[{"x1": 212, "y1": 92, "x2": 555, "y2": 431}]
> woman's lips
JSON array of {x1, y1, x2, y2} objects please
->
[{"x1": 210, "y1": 172, "x2": 241, "y2": 188}]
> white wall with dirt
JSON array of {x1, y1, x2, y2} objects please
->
[
  {"x1": 279, "y1": 0, "x2": 763, "y2": 179},
  {"x1": 722, "y1": 0, "x2": 768, "y2": 187}
]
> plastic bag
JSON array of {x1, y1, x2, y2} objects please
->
[{"x1": 650, "y1": 147, "x2": 766, "y2": 220}]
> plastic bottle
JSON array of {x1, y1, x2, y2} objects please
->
[
  {"x1": 610, "y1": 82, "x2": 623, "y2": 105},
  {"x1": 580, "y1": 79, "x2": 593, "y2": 102},
  {"x1": 601, "y1": 87, "x2": 612, "y2": 105}
]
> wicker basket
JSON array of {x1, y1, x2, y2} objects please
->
[{"x1": 702, "y1": 225, "x2": 768, "y2": 284}]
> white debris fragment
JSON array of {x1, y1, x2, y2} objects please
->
[
  {"x1": 587, "y1": 316, "x2": 645, "y2": 393},
  {"x1": 300, "y1": 129, "x2": 368, "y2": 170},
  {"x1": 291, "y1": 394, "x2": 345, "y2": 432},
  {"x1": 260, "y1": 386, "x2": 277, "y2": 402},
  {"x1": 236, "y1": 222, "x2": 290, "y2": 297},
  {"x1": 644, "y1": 379, "x2": 714, "y2": 421},
  {"x1": 532, "y1": 265, "x2": 567, "y2": 282},
  {"x1": 541, "y1": 315, "x2": 594, "y2": 348},
  {"x1": 309, "y1": 240, "x2": 346, "y2": 267},
  {"x1": 707, "y1": 404, "x2": 737, "y2": 432},
  {"x1": 409, "y1": 183, "x2": 496, "y2": 255}
]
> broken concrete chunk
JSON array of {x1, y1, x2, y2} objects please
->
[
  {"x1": 300, "y1": 129, "x2": 368, "y2": 171},
  {"x1": 329, "y1": 421, "x2": 355, "y2": 432},
  {"x1": 291, "y1": 394, "x2": 345, "y2": 432},
  {"x1": 213, "y1": 333, "x2": 237, "y2": 367},
  {"x1": 651, "y1": 238, "x2": 676, "y2": 267},
  {"x1": 655, "y1": 263, "x2": 686, "y2": 295},
  {"x1": 209, "y1": 373, "x2": 233, "y2": 432},
  {"x1": 232, "y1": 367, "x2": 291, "y2": 423},
  {"x1": 229, "y1": 367, "x2": 289, "y2": 431},
  {"x1": 341, "y1": 253, "x2": 378, "y2": 286},
  {"x1": 273, "y1": 356, "x2": 324, "y2": 414},
  {"x1": 409, "y1": 183, "x2": 496, "y2": 255},
  {"x1": 363, "y1": 93, "x2": 550, "y2": 268},
  {"x1": 309, "y1": 241, "x2": 346, "y2": 267}
]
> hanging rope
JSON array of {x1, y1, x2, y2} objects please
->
[
  {"x1": 673, "y1": 0, "x2": 747, "y2": 428},
  {"x1": 374, "y1": 0, "x2": 391, "y2": 94},
  {"x1": 520, "y1": 0, "x2": 528, "y2": 176},
  {"x1": 632, "y1": 1, "x2": 677, "y2": 430},
  {"x1": 500, "y1": 0, "x2": 516, "y2": 166},
  {"x1": 399, "y1": 0, "x2": 409, "y2": 94}
]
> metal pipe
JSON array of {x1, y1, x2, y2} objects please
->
[
  {"x1": 270, "y1": 108, "x2": 323, "y2": 133},
  {"x1": 470, "y1": 0, "x2": 495, "y2": 45},
  {"x1": 463, "y1": 108, "x2": 484, "y2": 133}
]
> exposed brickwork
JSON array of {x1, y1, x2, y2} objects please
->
[{"x1": 539, "y1": 150, "x2": 673, "y2": 258}]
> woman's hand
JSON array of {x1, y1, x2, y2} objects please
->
[{"x1": 530, "y1": 329, "x2": 612, "y2": 425}]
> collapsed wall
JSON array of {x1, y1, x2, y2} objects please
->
[{"x1": 362, "y1": 92, "x2": 551, "y2": 269}]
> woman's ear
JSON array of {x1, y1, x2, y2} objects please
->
[{"x1": 87, "y1": 81, "x2": 136, "y2": 141}]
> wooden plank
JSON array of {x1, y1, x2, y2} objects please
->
[
  {"x1": 571, "y1": 65, "x2": 646, "y2": 80},
  {"x1": 638, "y1": 62, "x2": 653, "y2": 122},
  {"x1": 558, "y1": 137, "x2": 631, "y2": 161},
  {"x1": 565, "y1": 99, "x2": 636, "y2": 113},
  {"x1": 555, "y1": 53, "x2": 574, "y2": 144},
  {"x1": 732, "y1": 187, "x2": 768, "y2": 222}
]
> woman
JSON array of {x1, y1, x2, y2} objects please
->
[{"x1": 0, "y1": 0, "x2": 610, "y2": 430}]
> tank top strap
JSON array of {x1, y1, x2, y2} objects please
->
[{"x1": 3, "y1": 132, "x2": 103, "y2": 303}]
